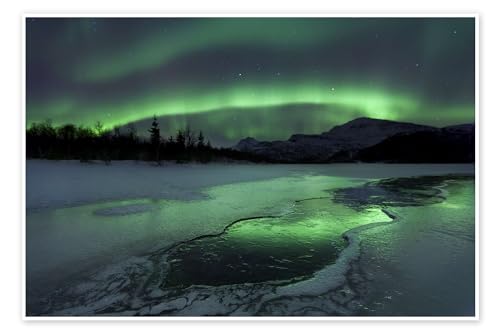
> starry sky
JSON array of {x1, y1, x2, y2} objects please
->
[{"x1": 26, "y1": 17, "x2": 475, "y2": 146}]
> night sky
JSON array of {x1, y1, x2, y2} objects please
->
[{"x1": 26, "y1": 17, "x2": 475, "y2": 146}]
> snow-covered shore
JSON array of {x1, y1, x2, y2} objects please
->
[{"x1": 26, "y1": 160, "x2": 474, "y2": 211}]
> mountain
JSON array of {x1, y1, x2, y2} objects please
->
[
  {"x1": 234, "y1": 118, "x2": 474, "y2": 163},
  {"x1": 355, "y1": 123, "x2": 475, "y2": 163}
]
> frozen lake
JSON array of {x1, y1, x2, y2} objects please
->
[{"x1": 25, "y1": 161, "x2": 475, "y2": 316}]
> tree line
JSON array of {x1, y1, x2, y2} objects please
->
[{"x1": 26, "y1": 116, "x2": 265, "y2": 164}]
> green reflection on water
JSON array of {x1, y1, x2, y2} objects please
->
[{"x1": 163, "y1": 198, "x2": 392, "y2": 287}]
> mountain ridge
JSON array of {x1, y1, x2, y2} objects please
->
[{"x1": 234, "y1": 117, "x2": 474, "y2": 163}]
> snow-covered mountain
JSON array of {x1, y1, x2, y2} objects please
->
[{"x1": 234, "y1": 117, "x2": 474, "y2": 163}]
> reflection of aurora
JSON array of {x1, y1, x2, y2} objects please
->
[
  {"x1": 163, "y1": 201, "x2": 390, "y2": 287},
  {"x1": 162, "y1": 175, "x2": 462, "y2": 288},
  {"x1": 27, "y1": 174, "x2": 474, "y2": 315},
  {"x1": 27, "y1": 18, "x2": 475, "y2": 145}
]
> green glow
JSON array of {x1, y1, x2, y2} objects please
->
[
  {"x1": 28, "y1": 175, "x2": 361, "y2": 274},
  {"x1": 91, "y1": 82, "x2": 418, "y2": 125},
  {"x1": 27, "y1": 80, "x2": 473, "y2": 137},
  {"x1": 26, "y1": 18, "x2": 476, "y2": 144},
  {"x1": 227, "y1": 203, "x2": 391, "y2": 248},
  {"x1": 71, "y1": 19, "x2": 364, "y2": 83},
  {"x1": 164, "y1": 197, "x2": 393, "y2": 286}
]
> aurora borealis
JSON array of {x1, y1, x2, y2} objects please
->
[{"x1": 26, "y1": 17, "x2": 475, "y2": 146}]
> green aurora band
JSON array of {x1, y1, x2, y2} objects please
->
[
  {"x1": 27, "y1": 81, "x2": 473, "y2": 137},
  {"x1": 26, "y1": 18, "x2": 475, "y2": 145},
  {"x1": 70, "y1": 19, "x2": 365, "y2": 83}
]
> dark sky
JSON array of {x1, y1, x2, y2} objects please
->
[{"x1": 26, "y1": 17, "x2": 475, "y2": 146}]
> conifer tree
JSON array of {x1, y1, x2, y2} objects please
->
[
  {"x1": 148, "y1": 115, "x2": 161, "y2": 164},
  {"x1": 197, "y1": 131, "x2": 205, "y2": 149}
]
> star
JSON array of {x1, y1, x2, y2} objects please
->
[{"x1": 25, "y1": 17, "x2": 476, "y2": 145}]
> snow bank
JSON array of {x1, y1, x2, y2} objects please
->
[{"x1": 26, "y1": 160, "x2": 474, "y2": 211}]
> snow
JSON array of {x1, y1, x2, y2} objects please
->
[
  {"x1": 26, "y1": 160, "x2": 474, "y2": 211},
  {"x1": 25, "y1": 160, "x2": 474, "y2": 315},
  {"x1": 26, "y1": 168, "x2": 356, "y2": 285},
  {"x1": 93, "y1": 203, "x2": 156, "y2": 216},
  {"x1": 26, "y1": 162, "x2": 473, "y2": 279},
  {"x1": 355, "y1": 179, "x2": 475, "y2": 315}
]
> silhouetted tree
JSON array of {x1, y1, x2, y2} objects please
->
[
  {"x1": 148, "y1": 115, "x2": 161, "y2": 164},
  {"x1": 126, "y1": 124, "x2": 139, "y2": 160},
  {"x1": 76, "y1": 125, "x2": 94, "y2": 162},
  {"x1": 26, "y1": 120, "x2": 55, "y2": 158},
  {"x1": 185, "y1": 125, "x2": 195, "y2": 150},
  {"x1": 26, "y1": 119, "x2": 256, "y2": 164},
  {"x1": 197, "y1": 131, "x2": 205, "y2": 149},
  {"x1": 127, "y1": 124, "x2": 137, "y2": 141},
  {"x1": 113, "y1": 126, "x2": 121, "y2": 138},
  {"x1": 94, "y1": 121, "x2": 104, "y2": 136},
  {"x1": 175, "y1": 129, "x2": 185, "y2": 148},
  {"x1": 57, "y1": 124, "x2": 77, "y2": 158},
  {"x1": 101, "y1": 130, "x2": 112, "y2": 165}
]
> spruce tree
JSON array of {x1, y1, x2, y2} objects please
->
[
  {"x1": 148, "y1": 115, "x2": 161, "y2": 164},
  {"x1": 197, "y1": 131, "x2": 205, "y2": 149}
]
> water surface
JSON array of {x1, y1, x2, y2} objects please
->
[{"x1": 25, "y1": 163, "x2": 475, "y2": 316}]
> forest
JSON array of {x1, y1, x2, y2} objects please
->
[{"x1": 26, "y1": 116, "x2": 264, "y2": 164}]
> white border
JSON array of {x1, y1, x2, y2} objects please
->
[
  {"x1": 21, "y1": 11, "x2": 26, "y2": 323},
  {"x1": 21, "y1": 13, "x2": 479, "y2": 322}
]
